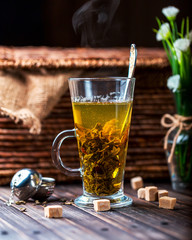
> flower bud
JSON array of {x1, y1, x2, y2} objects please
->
[
  {"x1": 162, "y1": 6, "x2": 179, "y2": 21},
  {"x1": 156, "y1": 23, "x2": 171, "y2": 41}
]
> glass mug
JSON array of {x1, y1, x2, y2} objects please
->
[{"x1": 52, "y1": 77, "x2": 135, "y2": 208}]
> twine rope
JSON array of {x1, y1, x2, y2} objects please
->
[{"x1": 161, "y1": 114, "x2": 192, "y2": 163}]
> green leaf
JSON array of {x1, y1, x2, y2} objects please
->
[
  {"x1": 181, "y1": 18, "x2": 185, "y2": 37},
  {"x1": 162, "y1": 40, "x2": 172, "y2": 66},
  {"x1": 186, "y1": 17, "x2": 189, "y2": 38},
  {"x1": 177, "y1": 33, "x2": 183, "y2": 38},
  {"x1": 153, "y1": 28, "x2": 158, "y2": 33},
  {"x1": 156, "y1": 17, "x2": 162, "y2": 28}
]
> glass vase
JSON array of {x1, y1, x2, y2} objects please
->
[
  {"x1": 166, "y1": 90, "x2": 192, "y2": 194},
  {"x1": 166, "y1": 128, "x2": 192, "y2": 193}
]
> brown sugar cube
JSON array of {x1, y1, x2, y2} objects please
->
[
  {"x1": 137, "y1": 188, "x2": 145, "y2": 199},
  {"x1": 44, "y1": 205, "x2": 63, "y2": 218},
  {"x1": 159, "y1": 196, "x2": 176, "y2": 209},
  {"x1": 145, "y1": 186, "x2": 158, "y2": 201},
  {"x1": 130, "y1": 176, "x2": 143, "y2": 190},
  {"x1": 93, "y1": 199, "x2": 110, "y2": 212},
  {"x1": 158, "y1": 190, "x2": 168, "y2": 200}
]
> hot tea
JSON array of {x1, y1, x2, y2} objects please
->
[{"x1": 72, "y1": 101, "x2": 133, "y2": 196}]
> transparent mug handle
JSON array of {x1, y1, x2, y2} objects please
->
[{"x1": 51, "y1": 129, "x2": 80, "y2": 176}]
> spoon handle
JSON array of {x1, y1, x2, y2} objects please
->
[{"x1": 128, "y1": 44, "x2": 137, "y2": 78}]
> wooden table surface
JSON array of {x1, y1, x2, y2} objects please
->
[{"x1": 0, "y1": 182, "x2": 191, "y2": 240}]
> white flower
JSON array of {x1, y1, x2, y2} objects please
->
[
  {"x1": 173, "y1": 38, "x2": 190, "y2": 52},
  {"x1": 167, "y1": 75, "x2": 180, "y2": 92},
  {"x1": 162, "y1": 6, "x2": 179, "y2": 20},
  {"x1": 156, "y1": 23, "x2": 171, "y2": 41},
  {"x1": 173, "y1": 38, "x2": 190, "y2": 61}
]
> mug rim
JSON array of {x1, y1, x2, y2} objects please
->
[{"x1": 69, "y1": 77, "x2": 136, "y2": 81}]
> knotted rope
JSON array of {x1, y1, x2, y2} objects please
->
[{"x1": 161, "y1": 114, "x2": 192, "y2": 163}]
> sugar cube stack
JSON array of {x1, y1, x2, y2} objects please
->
[
  {"x1": 131, "y1": 176, "x2": 177, "y2": 210},
  {"x1": 44, "y1": 205, "x2": 63, "y2": 218},
  {"x1": 93, "y1": 199, "x2": 110, "y2": 212}
]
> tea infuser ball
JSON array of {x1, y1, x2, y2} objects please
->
[
  {"x1": 32, "y1": 177, "x2": 55, "y2": 201},
  {"x1": 10, "y1": 168, "x2": 42, "y2": 201}
]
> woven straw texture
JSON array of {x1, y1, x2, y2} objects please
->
[{"x1": 0, "y1": 47, "x2": 173, "y2": 185}]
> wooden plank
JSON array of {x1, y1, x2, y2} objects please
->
[
  {"x1": 55, "y1": 187, "x2": 174, "y2": 240},
  {"x1": 0, "y1": 183, "x2": 191, "y2": 240},
  {"x1": 0, "y1": 200, "x2": 64, "y2": 240},
  {"x1": 0, "y1": 217, "x2": 32, "y2": 240},
  {"x1": 55, "y1": 183, "x2": 192, "y2": 240},
  {"x1": 0, "y1": 189, "x2": 131, "y2": 240},
  {"x1": 121, "y1": 190, "x2": 192, "y2": 240},
  {"x1": 0, "y1": 190, "x2": 106, "y2": 240}
]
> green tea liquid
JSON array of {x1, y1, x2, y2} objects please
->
[{"x1": 72, "y1": 102, "x2": 133, "y2": 196}]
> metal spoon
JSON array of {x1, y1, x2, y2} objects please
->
[
  {"x1": 123, "y1": 44, "x2": 137, "y2": 100},
  {"x1": 128, "y1": 44, "x2": 137, "y2": 78}
]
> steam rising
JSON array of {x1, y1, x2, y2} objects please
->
[{"x1": 72, "y1": 0, "x2": 120, "y2": 47}]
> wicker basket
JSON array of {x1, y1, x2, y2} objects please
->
[{"x1": 0, "y1": 47, "x2": 173, "y2": 185}]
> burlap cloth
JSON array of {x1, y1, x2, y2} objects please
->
[{"x1": 0, "y1": 70, "x2": 74, "y2": 134}]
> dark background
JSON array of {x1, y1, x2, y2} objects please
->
[{"x1": 0, "y1": 0, "x2": 191, "y2": 48}]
